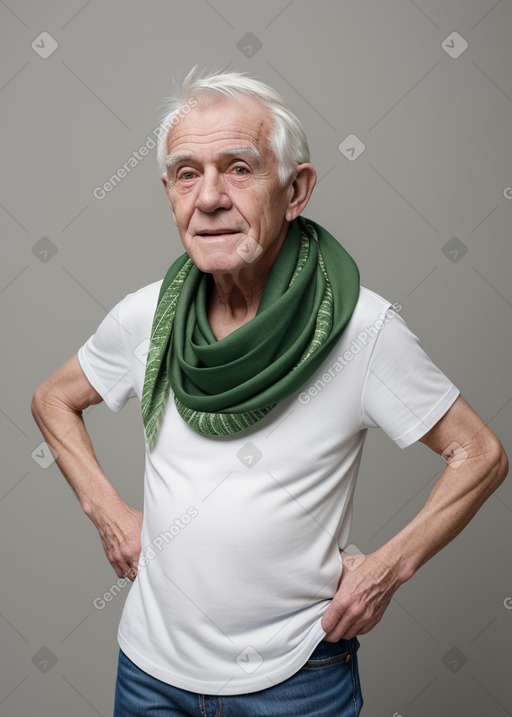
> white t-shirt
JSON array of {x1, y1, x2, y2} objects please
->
[{"x1": 77, "y1": 280, "x2": 459, "y2": 695}]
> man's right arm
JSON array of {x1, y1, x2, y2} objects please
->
[{"x1": 31, "y1": 354, "x2": 142, "y2": 580}]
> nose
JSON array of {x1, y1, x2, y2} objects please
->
[{"x1": 194, "y1": 168, "x2": 232, "y2": 213}]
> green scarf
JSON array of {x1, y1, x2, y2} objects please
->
[{"x1": 141, "y1": 216, "x2": 359, "y2": 444}]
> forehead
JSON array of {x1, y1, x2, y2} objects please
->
[{"x1": 166, "y1": 97, "x2": 275, "y2": 158}]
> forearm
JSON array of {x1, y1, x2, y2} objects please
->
[
  {"x1": 31, "y1": 387, "x2": 123, "y2": 522},
  {"x1": 32, "y1": 384, "x2": 143, "y2": 579},
  {"x1": 377, "y1": 445, "x2": 508, "y2": 584},
  {"x1": 323, "y1": 442, "x2": 507, "y2": 640}
]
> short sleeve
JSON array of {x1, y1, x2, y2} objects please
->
[
  {"x1": 77, "y1": 298, "x2": 136, "y2": 412},
  {"x1": 360, "y1": 311, "x2": 460, "y2": 448}
]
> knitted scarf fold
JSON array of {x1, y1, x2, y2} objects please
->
[{"x1": 141, "y1": 216, "x2": 359, "y2": 444}]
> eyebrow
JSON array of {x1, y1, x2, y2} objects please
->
[{"x1": 165, "y1": 146, "x2": 262, "y2": 173}]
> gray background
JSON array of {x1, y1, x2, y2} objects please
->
[{"x1": 1, "y1": 0, "x2": 511, "y2": 715}]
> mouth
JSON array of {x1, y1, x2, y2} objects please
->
[{"x1": 195, "y1": 229, "x2": 242, "y2": 239}]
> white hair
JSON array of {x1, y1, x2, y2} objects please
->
[{"x1": 156, "y1": 67, "x2": 310, "y2": 186}]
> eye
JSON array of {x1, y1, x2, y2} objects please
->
[
  {"x1": 177, "y1": 169, "x2": 196, "y2": 181},
  {"x1": 232, "y1": 165, "x2": 249, "y2": 175}
]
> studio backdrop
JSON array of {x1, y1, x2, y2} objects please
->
[{"x1": 1, "y1": 1, "x2": 511, "y2": 715}]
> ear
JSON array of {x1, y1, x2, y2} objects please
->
[
  {"x1": 161, "y1": 173, "x2": 177, "y2": 225},
  {"x1": 285, "y1": 163, "x2": 317, "y2": 222}
]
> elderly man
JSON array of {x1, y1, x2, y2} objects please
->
[{"x1": 32, "y1": 69, "x2": 507, "y2": 717}]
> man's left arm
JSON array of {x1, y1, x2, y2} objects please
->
[{"x1": 321, "y1": 394, "x2": 509, "y2": 641}]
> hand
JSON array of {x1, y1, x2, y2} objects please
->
[
  {"x1": 320, "y1": 550, "x2": 403, "y2": 641},
  {"x1": 90, "y1": 501, "x2": 143, "y2": 581}
]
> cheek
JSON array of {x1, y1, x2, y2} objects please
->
[
  {"x1": 236, "y1": 181, "x2": 278, "y2": 217},
  {"x1": 254, "y1": 176, "x2": 287, "y2": 211},
  {"x1": 170, "y1": 193, "x2": 195, "y2": 223}
]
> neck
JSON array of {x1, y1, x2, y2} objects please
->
[{"x1": 208, "y1": 224, "x2": 289, "y2": 338}]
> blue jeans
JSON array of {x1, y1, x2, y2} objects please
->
[{"x1": 113, "y1": 637, "x2": 363, "y2": 716}]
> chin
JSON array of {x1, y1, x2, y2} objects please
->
[{"x1": 191, "y1": 250, "x2": 245, "y2": 275}]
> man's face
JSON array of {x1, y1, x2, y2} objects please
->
[{"x1": 161, "y1": 97, "x2": 295, "y2": 274}]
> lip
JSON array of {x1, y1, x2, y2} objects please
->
[
  {"x1": 196, "y1": 229, "x2": 241, "y2": 236},
  {"x1": 195, "y1": 230, "x2": 242, "y2": 239}
]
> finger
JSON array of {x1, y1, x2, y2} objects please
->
[
  {"x1": 323, "y1": 617, "x2": 354, "y2": 642},
  {"x1": 125, "y1": 564, "x2": 138, "y2": 582},
  {"x1": 111, "y1": 561, "x2": 126, "y2": 579},
  {"x1": 322, "y1": 597, "x2": 370, "y2": 638},
  {"x1": 322, "y1": 609, "x2": 351, "y2": 639},
  {"x1": 324, "y1": 617, "x2": 359, "y2": 641},
  {"x1": 110, "y1": 551, "x2": 135, "y2": 580},
  {"x1": 325, "y1": 614, "x2": 380, "y2": 642},
  {"x1": 321, "y1": 601, "x2": 347, "y2": 634}
]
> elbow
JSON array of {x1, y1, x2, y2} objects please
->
[
  {"x1": 488, "y1": 438, "x2": 509, "y2": 489},
  {"x1": 496, "y1": 444, "x2": 509, "y2": 485},
  {"x1": 31, "y1": 386, "x2": 43, "y2": 418},
  {"x1": 31, "y1": 382, "x2": 50, "y2": 420}
]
